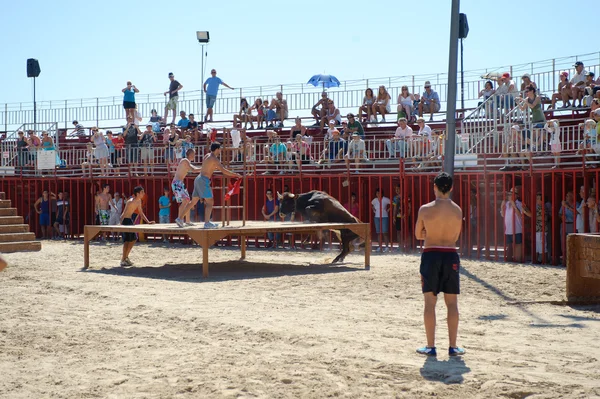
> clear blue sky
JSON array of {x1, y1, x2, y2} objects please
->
[{"x1": 1, "y1": 0, "x2": 595, "y2": 105}]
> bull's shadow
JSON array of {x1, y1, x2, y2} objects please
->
[{"x1": 83, "y1": 259, "x2": 364, "y2": 283}]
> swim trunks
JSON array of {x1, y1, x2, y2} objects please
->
[
  {"x1": 99, "y1": 210, "x2": 110, "y2": 226},
  {"x1": 121, "y1": 217, "x2": 137, "y2": 243},
  {"x1": 420, "y1": 247, "x2": 460, "y2": 296},
  {"x1": 171, "y1": 179, "x2": 190, "y2": 203},
  {"x1": 192, "y1": 175, "x2": 213, "y2": 199}
]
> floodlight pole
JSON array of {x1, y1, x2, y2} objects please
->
[
  {"x1": 33, "y1": 76, "x2": 37, "y2": 134},
  {"x1": 443, "y1": 0, "x2": 460, "y2": 179},
  {"x1": 201, "y1": 44, "x2": 205, "y2": 122}
]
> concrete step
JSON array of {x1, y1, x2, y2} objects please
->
[
  {"x1": 0, "y1": 216, "x2": 24, "y2": 225},
  {"x1": 0, "y1": 208, "x2": 17, "y2": 217},
  {"x1": 0, "y1": 241, "x2": 42, "y2": 253},
  {"x1": 0, "y1": 232, "x2": 35, "y2": 242},
  {"x1": 0, "y1": 224, "x2": 30, "y2": 234},
  {"x1": 0, "y1": 200, "x2": 11, "y2": 208}
]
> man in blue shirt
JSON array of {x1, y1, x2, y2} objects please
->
[
  {"x1": 177, "y1": 111, "x2": 190, "y2": 129},
  {"x1": 203, "y1": 69, "x2": 234, "y2": 123},
  {"x1": 158, "y1": 187, "x2": 171, "y2": 242},
  {"x1": 418, "y1": 81, "x2": 441, "y2": 122}
]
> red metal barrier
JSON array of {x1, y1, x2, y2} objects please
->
[{"x1": 1, "y1": 167, "x2": 598, "y2": 266}]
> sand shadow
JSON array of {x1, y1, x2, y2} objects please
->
[
  {"x1": 83, "y1": 260, "x2": 364, "y2": 283},
  {"x1": 477, "y1": 314, "x2": 507, "y2": 321},
  {"x1": 419, "y1": 356, "x2": 471, "y2": 384}
]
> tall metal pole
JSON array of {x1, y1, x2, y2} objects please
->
[
  {"x1": 201, "y1": 44, "x2": 205, "y2": 122},
  {"x1": 460, "y1": 38, "x2": 464, "y2": 110},
  {"x1": 443, "y1": 0, "x2": 460, "y2": 178},
  {"x1": 33, "y1": 76, "x2": 37, "y2": 133}
]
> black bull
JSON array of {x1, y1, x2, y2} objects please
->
[{"x1": 278, "y1": 190, "x2": 360, "y2": 263}]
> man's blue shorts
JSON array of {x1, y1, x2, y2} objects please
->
[
  {"x1": 374, "y1": 217, "x2": 389, "y2": 234},
  {"x1": 39, "y1": 213, "x2": 50, "y2": 226},
  {"x1": 206, "y1": 95, "x2": 217, "y2": 109},
  {"x1": 192, "y1": 175, "x2": 213, "y2": 199}
]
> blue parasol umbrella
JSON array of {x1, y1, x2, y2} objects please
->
[{"x1": 307, "y1": 74, "x2": 341, "y2": 89}]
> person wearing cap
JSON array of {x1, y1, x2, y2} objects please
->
[
  {"x1": 418, "y1": 81, "x2": 440, "y2": 122},
  {"x1": 386, "y1": 118, "x2": 413, "y2": 158},
  {"x1": 203, "y1": 69, "x2": 234, "y2": 123},
  {"x1": 139, "y1": 124, "x2": 156, "y2": 175},
  {"x1": 121, "y1": 81, "x2": 139, "y2": 123},
  {"x1": 570, "y1": 61, "x2": 587, "y2": 108},
  {"x1": 164, "y1": 73, "x2": 183, "y2": 125},
  {"x1": 495, "y1": 73, "x2": 517, "y2": 111},
  {"x1": 344, "y1": 132, "x2": 367, "y2": 172},
  {"x1": 549, "y1": 71, "x2": 572, "y2": 109},
  {"x1": 520, "y1": 74, "x2": 537, "y2": 93}
]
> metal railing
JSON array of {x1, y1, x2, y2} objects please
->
[{"x1": 3, "y1": 52, "x2": 600, "y2": 135}]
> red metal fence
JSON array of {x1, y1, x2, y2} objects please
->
[{"x1": 1, "y1": 167, "x2": 598, "y2": 266}]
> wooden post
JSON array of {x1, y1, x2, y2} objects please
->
[
  {"x1": 202, "y1": 232, "x2": 210, "y2": 278},
  {"x1": 241, "y1": 234, "x2": 246, "y2": 260}
]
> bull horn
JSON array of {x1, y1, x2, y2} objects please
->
[
  {"x1": 289, "y1": 193, "x2": 295, "y2": 198},
  {"x1": 277, "y1": 191, "x2": 283, "y2": 200}
]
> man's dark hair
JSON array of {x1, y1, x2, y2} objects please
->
[
  {"x1": 375, "y1": 188, "x2": 384, "y2": 196},
  {"x1": 186, "y1": 148, "x2": 195, "y2": 156},
  {"x1": 210, "y1": 142, "x2": 221, "y2": 152},
  {"x1": 103, "y1": 184, "x2": 110, "y2": 189},
  {"x1": 351, "y1": 192, "x2": 356, "y2": 197},
  {"x1": 189, "y1": 113, "x2": 194, "y2": 117},
  {"x1": 284, "y1": 185, "x2": 289, "y2": 192},
  {"x1": 133, "y1": 186, "x2": 144, "y2": 196},
  {"x1": 434, "y1": 172, "x2": 453, "y2": 194}
]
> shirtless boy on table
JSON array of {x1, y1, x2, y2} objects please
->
[
  {"x1": 178, "y1": 142, "x2": 242, "y2": 229},
  {"x1": 414, "y1": 172, "x2": 465, "y2": 357},
  {"x1": 172, "y1": 148, "x2": 202, "y2": 228},
  {"x1": 119, "y1": 186, "x2": 154, "y2": 267}
]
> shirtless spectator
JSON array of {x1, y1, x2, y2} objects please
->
[
  {"x1": 266, "y1": 92, "x2": 288, "y2": 128},
  {"x1": 414, "y1": 172, "x2": 465, "y2": 357},
  {"x1": 178, "y1": 142, "x2": 242, "y2": 229},
  {"x1": 119, "y1": 186, "x2": 154, "y2": 267},
  {"x1": 570, "y1": 61, "x2": 587, "y2": 108},
  {"x1": 172, "y1": 148, "x2": 202, "y2": 228},
  {"x1": 386, "y1": 118, "x2": 413, "y2": 158},
  {"x1": 319, "y1": 100, "x2": 342, "y2": 132},
  {"x1": 96, "y1": 184, "x2": 113, "y2": 241},
  {"x1": 311, "y1": 92, "x2": 329, "y2": 126},
  {"x1": 418, "y1": 81, "x2": 441, "y2": 122}
]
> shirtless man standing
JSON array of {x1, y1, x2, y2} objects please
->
[
  {"x1": 178, "y1": 142, "x2": 242, "y2": 229},
  {"x1": 414, "y1": 172, "x2": 465, "y2": 357},
  {"x1": 120, "y1": 186, "x2": 154, "y2": 267},
  {"x1": 172, "y1": 148, "x2": 202, "y2": 228},
  {"x1": 96, "y1": 184, "x2": 112, "y2": 240}
]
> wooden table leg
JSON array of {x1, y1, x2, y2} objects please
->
[
  {"x1": 202, "y1": 233, "x2": 210, "y2": 278},
  {"x1": 241, "y1": 235, "x2": 246, "y2": 260},
  {"x1": 364, "y1": 225, "x2": 371, "y2": 270},
  {"x1": 83, "y1": 227, "x2": 90, "y2": 269}
]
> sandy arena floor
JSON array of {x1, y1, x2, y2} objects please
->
[{"x1": 1, "y1": 241, "x2": 599, "y2": 399}]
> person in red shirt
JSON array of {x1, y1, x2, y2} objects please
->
[
  {"x1": 112, "y1": 132, "x2": 125, "y2": 165},
  {"x1": 344, "y1": 192, "x2": 359, "y2": 218}
]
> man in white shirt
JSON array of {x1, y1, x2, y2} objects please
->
[
  {"x1": 571, "y1": 61, "x2": 588, "y2": 108},
  {"x1": 386, "y1": 118, "x2": 413, "y2": 158},
  {"x1": 500, "y1": 187, "x2": 531, "y2": 262},
  {"x1": 371, "y1": 188, "x2": 391, "y2": 252}
]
